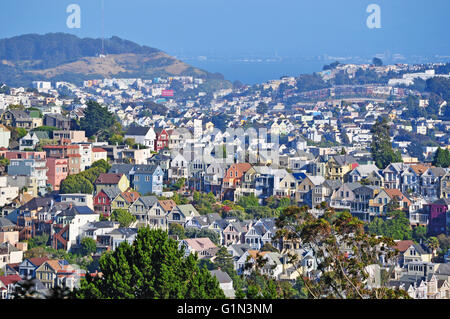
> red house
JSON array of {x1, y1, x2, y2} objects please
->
[
  {"x1": 93, "y1": 187, "x2": 121, "y2": 217},
  {"x1": 154, "y1": 128, "x2": 170, "y2": 152}
]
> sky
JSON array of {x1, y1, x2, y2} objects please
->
[
  {"x1": 0, "y1": 0, "x2": 449, "y2": 57},
  {"x1": 0, "y1": 0, "x2": 449, "y2": 83}
]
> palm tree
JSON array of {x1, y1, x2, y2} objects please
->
[{"x1": 426, "y1": 237, "x2": 440, "y2": 260}]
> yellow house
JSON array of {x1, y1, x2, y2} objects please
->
[
  {"x1": 325, "y1": 155, "x2": 358, "y2": 182},
  {"x1": 110, "y1": 189, "x2": 140, "y2": 212},
  {"x1": 401, "y1": 242, "x2": 433, "y2": 263},
  {"x1": 94, "y1": 173, "x2": 130, "y2": 193}
]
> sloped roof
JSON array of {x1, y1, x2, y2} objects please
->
[
  {"x1": 228, "y1": 163, "x2": 252, "y2": 174},
  {"x1": 139, "y1": 196, "x2": 159, "y2": 208},
  {"x1": 125, "y1": 126, "x2": 151, "y2": 136},
  {"x1": 107, "y1": 228, "x2": 138, "y2": 237},
  {"x1": 0, "y1": 217, "x2": 15, "y2": 228},
  {"x1": 101, "y1": 186, "x2": 122, "y2": 200},
  {"x1": 109, "y1": 164, "x2": 135, "y2": 176},
  {"x1": 429, "y1": 166, "x2": 447, "y2": 177},
  {"x1": 92, "y1": 147, "x2": 107, "y2": 153},
  {"x1": 247, "y1": 250, "x2": 268, "y2": 260},
  {"x1": 18, "y1": 197, "x2": 53, "y2": 211},
  {"x1": 332, "y1": 154, "x2": 357, "y2": 166},
  {"x1": 210, "y1": 269, "x2": 232, "y2": 284},
  {"x1": 410, "y1": 164, "x2": 429, "y2": 175},
  {"x1": 176, "y1": 204, "x2": 199, "y2": 217},
  {"x1": 351, "y1": 164, "x2": 379, "y2": 176},
  {"x1": 308, "y1": 175, "x2": 325, "y2": 186},
  {"x1": 433, "y1": 198, "x2": 450, "y2": 206},
  {"x1": 385, "y1": 188, "x2": 410, "y2": 204},
  {"x1": 323, "y1": 179, "x2": 342, "y2": 190},
  {"x1": 0, "y1": 242, "x2": 20, "y2": 254},
  {"x1": 229, "y1": 243, "x2": 251, "y2": 256},
  {"x1": 134, "y1": 165, "x2": 159, "y2": 174},
  {"x1": 158, "y1": 199, "x2": 177, "y2": 212},
  {"x1": 0, "y1": 274, "x2": 22, "y2": 286},
  {"x1": 343, "y1": 182, "x2": 363, "y2": 191},
  {"x1": 26, "y1": 257, "x2": 50, "y2": 267},
  {"x1": 120, "y1": 190, "x2": 140, "y2": 204},
  {"x1": 183, "y1": 237, "x2": 217, "y2": 251},
  {"x1": 394, "y1": 240, "x2": 415, "y2": 253},
  {"x1": 95, "y1": 173, "x2": 123, "y2": 185}
]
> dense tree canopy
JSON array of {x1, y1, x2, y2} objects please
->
[
  {"x1": 111, "y1": 209, "x2": 136, "y2": 228},
  {"x1": 76, "y1": 228, "x2": 225, "y2": 299},
  {"x1": 79, "y1": 100, "x2": 121, "y2": 139},
  {"x1": 59, "y1": 165, "x2": 107, "y2": 194},
  {"x1": 372, "y1": 57, "x2": 383, "y2": 67},
  {"x1": 367, "y1": 211, "x2": 412, "y2": 241},
  {"x1": 80, "y1": 237, "x2": 97, "y2": 256},
  {"x1": 432, "y1": 147, "x2": 450, "y2": 168},
  {"x1": 371, "y1": 117, "x2": 403, "y2": 169}
]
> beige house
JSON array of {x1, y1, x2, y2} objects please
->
[
  {"x1": 35, "y1": 259, "x2": 63, "y2": 289},
  {"x1": 53, "y1": 130, "x2": 87, "y2": 143},
  {"x1": 296, "y1": 175, "x2": 325, "y2": 204},
  {"x1": 402, "y1": 243, "x2": 432, "y2": 263},
  {"x1": 0, "y1": 124, "x2": 11, "y2": 148},
  {"x1": 179, "y1": 237, "x2": 219, "y2": 259},
  {"x1": 0, "y1": 242, "x2": 23, "y2": 269}
]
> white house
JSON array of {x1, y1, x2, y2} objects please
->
[
  {"x1": 0, "y1": 124, "x2": 11, "y2": 149},
  {"x1": 124, "y1": 126, "x2": 156, "y2": 151}
]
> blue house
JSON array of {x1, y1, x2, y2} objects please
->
[
  {"x1": 109, "y1": 164, "x2": 164, "y2": 196},
  {"x1": 7, "y1": 158, "x2": 48, "y2": 195},
  {"x1": 254, "y1": 174, "x2": 274, "y2": 201},
  {"x1": 133, "y1": 165, "x2": 164, "y2": 196}
]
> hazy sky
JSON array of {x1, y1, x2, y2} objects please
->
[{"x1": 0, "y1": 0, "x2": 449, "y2": 57}]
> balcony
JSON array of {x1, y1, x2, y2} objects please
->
[{"x1": 330, "y1": 200, "x2": 352, "y2": 210}]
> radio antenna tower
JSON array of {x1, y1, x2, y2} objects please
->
[{"x1": 101, "y1": 0, "x2": 105, "y2": 56}]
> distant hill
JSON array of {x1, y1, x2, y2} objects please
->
[{"x1": 0, "y1": 33, "x2": 230, "y2": 88}]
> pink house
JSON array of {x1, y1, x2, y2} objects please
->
[
  {"x1": 0, "y1": 150, "x2": 46, "y2": 160},
  {"x1": 46, "y1": 158, "x2": 69, "y2": 190},
  {"x1": 424, "y1": 198, "x2": 450, "y2": 236}
]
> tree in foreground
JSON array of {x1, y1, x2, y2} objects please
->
[
  {"x1": 76, "y1": 227, "x2": 225, "y2": 299},
  {"x1": 274, "y1": 206, "x2": 410, "y2": 299}
]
